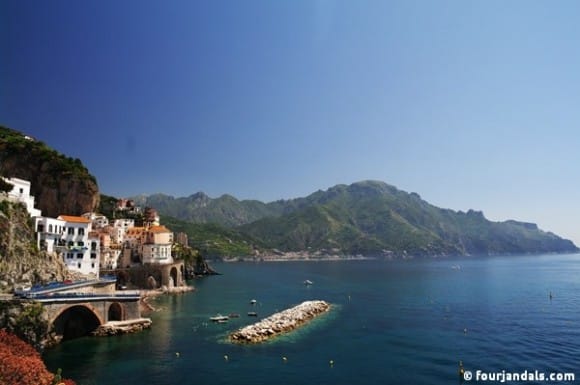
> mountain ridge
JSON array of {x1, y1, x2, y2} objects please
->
[{"x1": 132, "y1": 180, "x2": 578, "y2": 257}]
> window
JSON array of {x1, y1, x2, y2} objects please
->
[
  {"x1": 91, "y1": 242, "x2": 97, "y2": 250},
  {"x1": 91, "y1": 253, "x2": 97, "y2": 259},
  {"x1": 68, "y1": 227, "x2": 74, "y2": 235},
  {"x1": 76, "y1": 253, "x2": 83, "y2": 259},
  {"x1": 67, "y1": 253, "x2": 73, "y2": 259},
  {"x1": 77, "y1": 241, "x2": 84, "y2": 247},
  {"x1": 19, "y1": 188, "x2": 23, "y2": 194},
  {"x1": 48, "y1": 224, "x2": 53, "y2": 233},
  {"x1": 68, "y1": 241, "x2": 74, "y2": 247},
  {"x1": 37, "y1": 224, "x2": 44, "y2": 232},
  {"x1": 91, "y1": 263, "x2": 95, "y2": 268},
  {"x1": 77, "y1": 263, "x2": 81, "y2": 269},
  {"x1": 78, "y1": 228, "x2": 85, "y2": 235}
]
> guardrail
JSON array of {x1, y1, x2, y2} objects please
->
[
  {"x1": 14, "y1": 276, "x2": 118, "y2": 297},
  {"x1": 20, "y1": 292, "x2": 141, "y2": 300}
]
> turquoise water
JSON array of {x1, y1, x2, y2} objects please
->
[{"x1": 44, "y1": 255, "x2": 580, "y2": 384}]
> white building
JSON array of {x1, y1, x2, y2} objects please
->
[
  {"x1": 58, "y1": 215, "x2": 100, "y2": 277},
  {"x1": 96, "y1": 231, "x2": 121, "y2": 270},
  {"x1": 2, "y1": 177, "x2": 42, "y2": 217},
  {"x1": 35, "y1": 217, "x2": 66, "y2": 253},
  {"x1": 111, "y1": 218, "x2": 135, "y2": 244},
  {"x1": 142, "y1": 225, "x2": 174, "y2": 264},
  {"x1": 82, "y1": 212, "x2": 109, "y2": 229}
]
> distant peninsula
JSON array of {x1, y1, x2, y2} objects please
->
[{"x1": 132, "y1": 181, "x2": 578, "y2": 259}]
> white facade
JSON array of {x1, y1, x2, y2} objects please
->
[
  {"x1": 142, "y1": 244, "x2": 173, "y2": 264},
  {"x1": 142, "y1": 226, "x2": 174, "y2": 264},
  {"x1": 35, "y1": 217, "x2": 66, "y2": 253},
  {"x1": 58, "y1": 215, "x2": 100, "y2": 277},
  {"x1": 82, "y1": 212, "x2": 109, "y2": 229},
  {"x1": 101, "y1": 248, "x2": 121, "y2": 269},
  {"x1": 2, "y1": 177, "x2": 42, "y2": 217},
  {"x1": 112, "y1": 219, "x2": 135, "y2": 244}
]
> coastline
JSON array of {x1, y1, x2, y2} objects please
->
[
  {"x1": 139, "y1": 285, "x2": 195, "y2": 314},
  {"x1": 220, "y1": 252, "x2": 377, "y2": 263}
]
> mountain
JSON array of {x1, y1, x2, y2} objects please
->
[
  {"x1": 131, "y1": 192, "x2": 290, "y2": 227},
  {"x1": 0, "y1": 126, "x2": 99, "y2": 217},
  {"x1": 137, "y1": 181, "x2": 578, "y2": 257},
  {"x1": 160, "y1": 216, "x2": 265, "y2": 258},
  {"x1": 241, "y1": 181, "x2": 578, "y2": 256}
]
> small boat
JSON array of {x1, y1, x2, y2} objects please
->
[
  {"x1": 247, "y1": 311, "x2": 258, "y2": 317},
  {"x1": 217, "y1": 319, "x2": 229, "y2": 324},
  {"x1": 228, "y1": 313, "x2": 240, "y2": 318},
  {"x1": 210, "y1": 314, "x2": 229, "y2": 322},
  {"x1": 303, "y1": 280, "x2": 313, "y2": 285},
  {"x1": 250, "y1": 299, "x2": 257, "y2": 305}
]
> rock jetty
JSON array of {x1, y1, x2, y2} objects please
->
[
  {"x1": 229, "y1": 300, "x2": 330, "y2": 344},
  {"x1": 92, "y1": 318, "x2": 152, "y2": 337}
]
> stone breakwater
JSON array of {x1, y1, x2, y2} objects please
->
[
  {"x1": 229, "y1": 300, "x2": 331, "y2": 344},
  {"x1": 92, "y1": 318, "x2": 152, "y2": 337}
]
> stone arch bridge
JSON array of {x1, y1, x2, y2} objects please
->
[{"x1": 19, "y1": 278, "x2": 149, "y2": 341}]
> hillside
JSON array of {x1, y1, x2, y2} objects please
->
[
  {"x1": 0, "y1": 126, "x2": 99, "y2": 217},
  {"x1": 138, "y1": 181, "x2": 578, "y2": 258},
  {"x1": 160, "y1": 216, "x2": 264, "y2": 258},
  {"x1": 132, "y1": 192, "x2": 290, "y2": 227},
  {"x1": 241, "y1": 181, "x2": 578, "y2": 256}
]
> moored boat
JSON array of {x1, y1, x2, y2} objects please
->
[{"x1": 210, "y1": 314, "x2": 229, "y2": 322}]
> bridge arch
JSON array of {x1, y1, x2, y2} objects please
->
[
  {"x1": 108, "y1": 302, "x2": 124, "y2": 321},
  {"x1": 170, "y1": 267, "x2": 178, "y2": 288},
  {"x1": 52, "y1": 304, "x2": 103, "y2": 341}
]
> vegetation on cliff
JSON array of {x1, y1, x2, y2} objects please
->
[
  {"x1": 0, "y1": 329, "x2": 76, "y2": 385},
  {"x1": 241, "y1": 181, "x2": 578, "y2": 256},
  {"x1": 0, "y1": 126, "x2": 99, "y2": 217},
  {"x1": 162, "y1": 215, "x2": 262, "y2": 258}
]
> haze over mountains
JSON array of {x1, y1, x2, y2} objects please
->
[
  {"x1": 1, "y1": 125, "x2": 576, "y2": 259},
  {"x1": 133, "y1": 181, "x2": 578, "y2": 257}
]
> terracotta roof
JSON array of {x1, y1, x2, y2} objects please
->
[
  {"x1": 126, "y1": 227, "x2": 145, "y2": 235},
  {"x1": 148, "y1": 225, "x2": 172, "y2": 233},
  {"x1": 58, "y1": 215, "x2": 91, "y2": 224}
]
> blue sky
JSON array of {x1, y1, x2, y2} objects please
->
[{"x1": 2, "y1": 1, "x2": 580, "y2": 244}]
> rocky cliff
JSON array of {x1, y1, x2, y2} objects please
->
[
  {"x1": 0, "y1": 126, "x2": 99, "y2": 217},
  {"x1": 0, "y1": 200, "x2": 71, "y2": 293}
]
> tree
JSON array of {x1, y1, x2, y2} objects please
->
[{"x1": 0, "y1": 329, "x2": 76, "y2": 385}]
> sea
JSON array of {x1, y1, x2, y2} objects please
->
[{"x1": 44, "y1": 254, "x2": 580, "y2": 385}]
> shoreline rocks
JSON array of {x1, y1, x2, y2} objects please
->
[
  {"x1": 92, "y1": 318, "x2": 152, "y2": 337},
  {"x1": 229, "y1": 300, "x2": 331, "y2": 344}
]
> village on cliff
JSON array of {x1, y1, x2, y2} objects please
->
[{"x1": 1, "y1": 176, "x2": 190, "y2": 291}]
